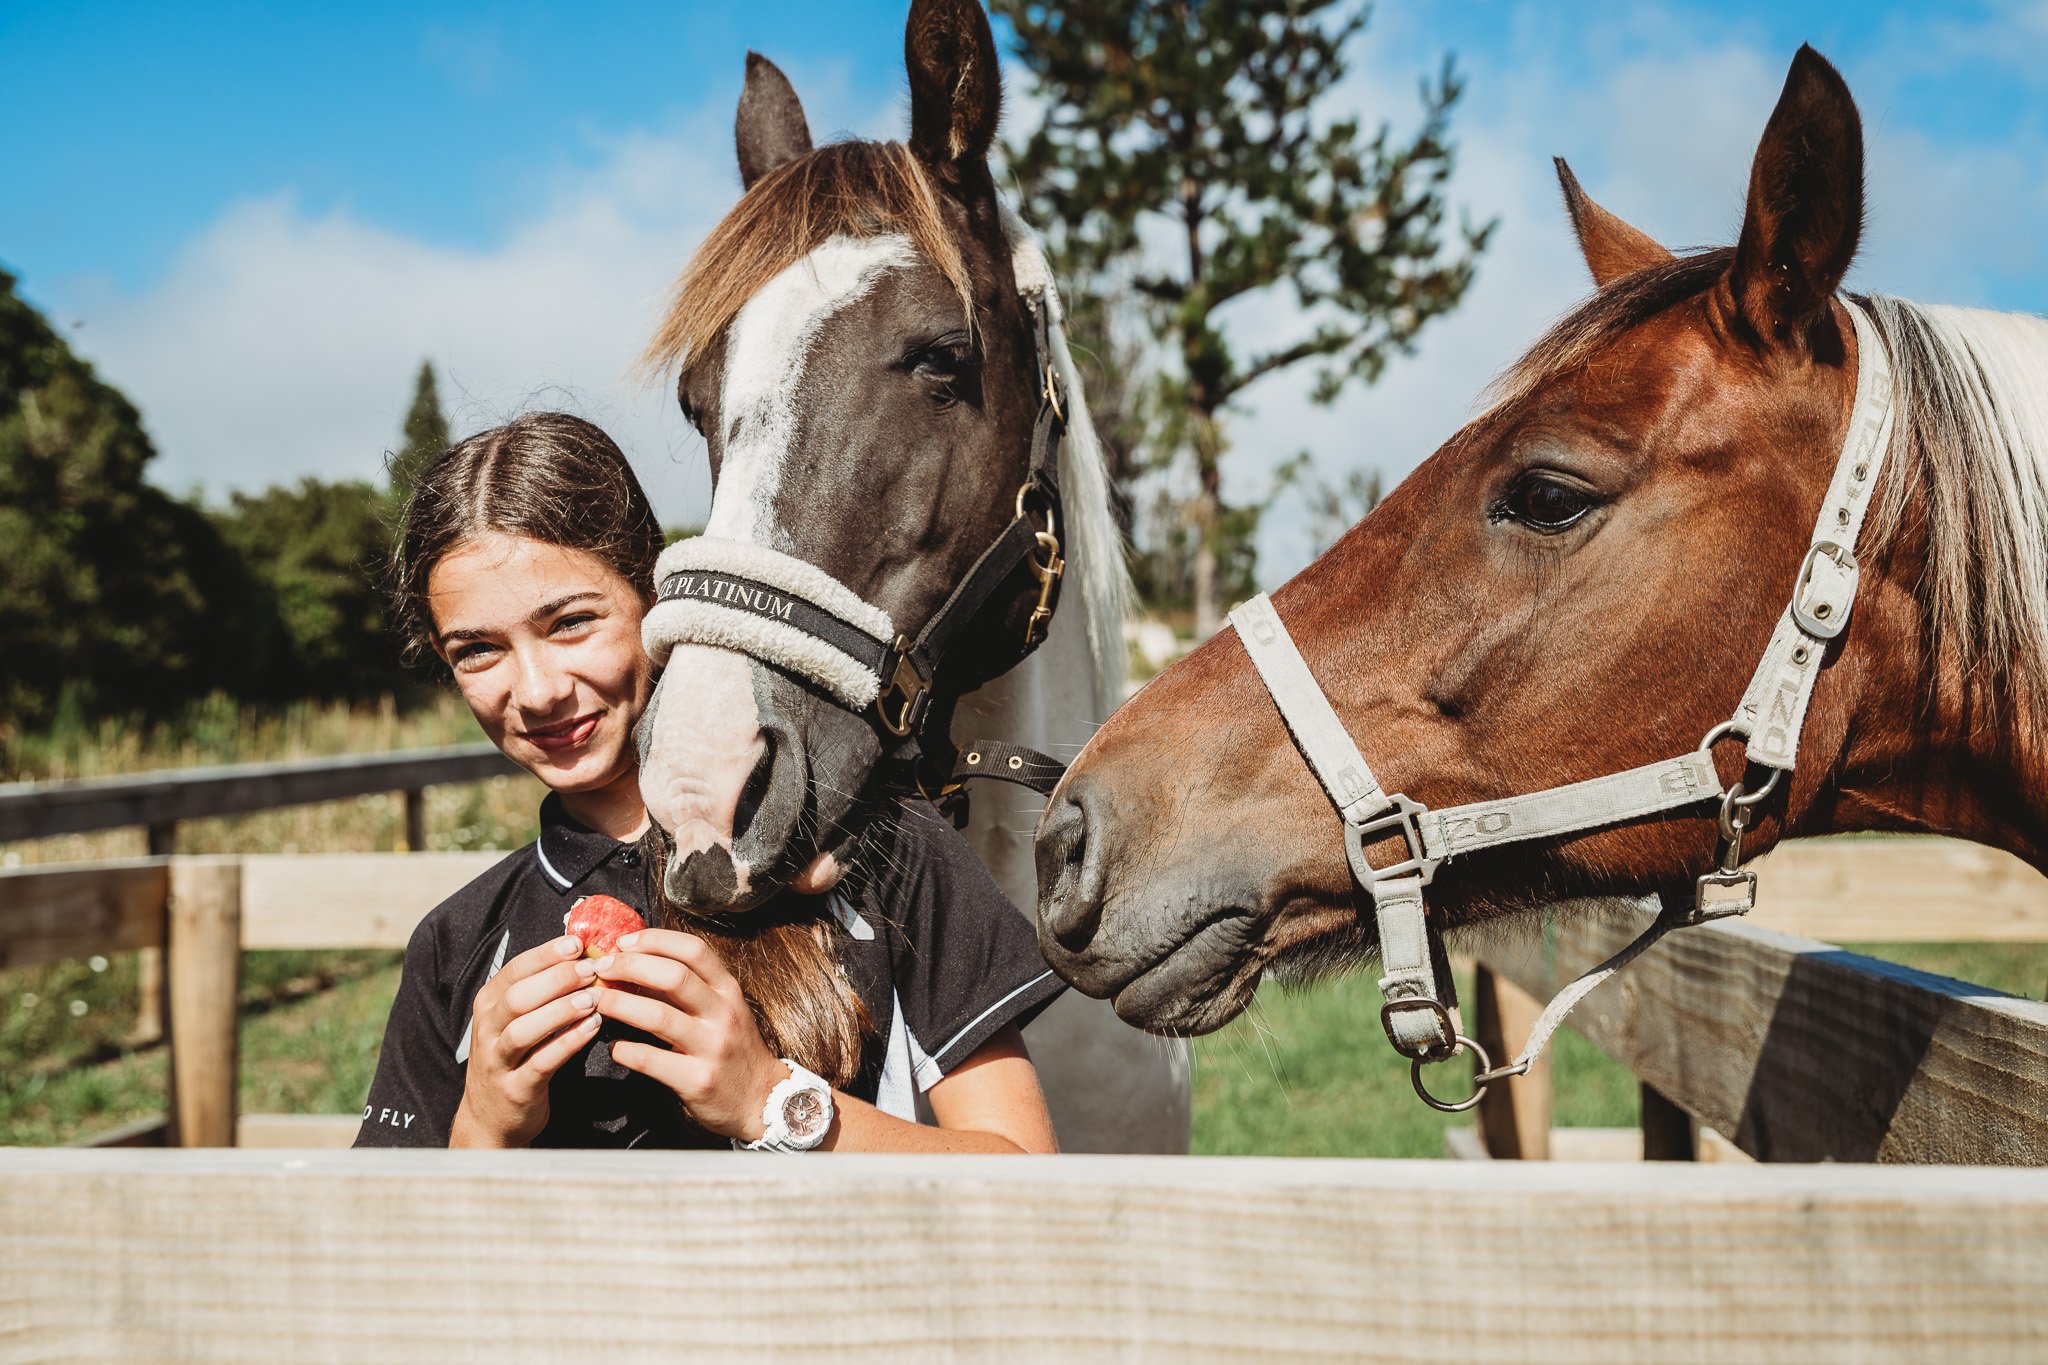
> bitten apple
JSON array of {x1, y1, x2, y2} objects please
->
[{"x1": 564, "y1": 894, "x2": 646, "y2": 959}]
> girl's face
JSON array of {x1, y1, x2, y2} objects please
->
[{"x1": 428, "y1": 531, "x2": 654, "y2": 798}]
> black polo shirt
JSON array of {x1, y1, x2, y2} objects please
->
[{"x1": 353, "y1": 795, "x2": 1063, "y2": 1148}]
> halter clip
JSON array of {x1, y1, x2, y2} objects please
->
[{"x1": 874, "y1": 636, "x2": 930, "y2": 739}]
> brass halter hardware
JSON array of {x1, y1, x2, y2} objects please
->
[
  {"x1": 1016, "y1": 481, "x2": 1066, "y2": 650},
  {"x1": 875, "y1": 635, "x2": 928, "y2": 739}
]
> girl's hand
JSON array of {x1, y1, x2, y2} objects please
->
[
  {"x1": 590, "y1": 929, "x2": 789, "y2": 1142},
  {"x1": 449, "y1": 935, "x2": 601, "y2": 1147}
]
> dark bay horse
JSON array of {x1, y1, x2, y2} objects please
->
[
  {"x1": 1035, "y1": 46, "x2": 2048, "y2": 1039},
  {"x1": 634, "y1": 0, "x2": 1188, "y2": 1149}
]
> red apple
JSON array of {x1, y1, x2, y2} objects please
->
[{"x1": 564, "y1": 894, "x2": 646, "y2": 959}]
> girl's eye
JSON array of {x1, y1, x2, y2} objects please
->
[
  {"x1": 1502, "y1": 473, "x2": 1596, "y2": 532},
  {"x1": 451, "y1": 642, "x2": 499, "y2": 672},
  {"x1": 551, "y1": 613, "x2": 597, "y2": 636}
]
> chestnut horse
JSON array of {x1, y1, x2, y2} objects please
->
[
  {"x1": 635, "y1": 0, "x2": 1188, "y2": 1150},
  {"x1": 1036, "y1": 47, "x2": 2048, "y2": 1045}
]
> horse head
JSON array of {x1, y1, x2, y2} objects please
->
[
  {"x1": 638, "y1": 0, "x2": 1110, "y2": 913},
  {"x1": 1038, "y1": 46, "x2": 2048, "y2": 1035}
]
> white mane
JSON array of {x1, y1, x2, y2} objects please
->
[
  {"x1": 1862, "y1": 296, "x2": 2048, "y2": 716},
  {"x1": 1000, "y1": 201, "x2": 1134, "y2": 714}
]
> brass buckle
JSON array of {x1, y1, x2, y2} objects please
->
[
  {"x1": 875, "y1": 636, "x2": 928, "y2": 738},
  {"x1": 1042, "y1": 360, "x2": 1065, "y2": 424},
  {"x1": 1016, "y1": 481, "x2": 1065, "y2": 650}
]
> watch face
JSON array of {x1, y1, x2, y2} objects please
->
[{"x1": 782, "y1": 1087, "x2": 829, "y2": 1141}]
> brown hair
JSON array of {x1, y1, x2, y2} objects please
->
[
  {"x1": 640, "y1": 139, "x2": 973, "y2": 378},
  {"x1": 391, "y1": 411, "x2": 872, "y2": 1089}
]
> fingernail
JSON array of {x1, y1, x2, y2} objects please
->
[
  {"x1": 579, "y1": 1013, "x2": 600, "y2": 1032},
  {"x1": 573, "y1": 991, "x2": 593, "y2": 1011},
  {"x1": 574, "y1": 959, "x2": 597, "y2": 979},
  {"x1": 616, "y1": 932, "x2": 639, "y2": 950},
  {"x1": 593, "y1": 954, "x2": 615, "y2": 974},
  {"x1": 556, "y1": 936, "x2": 580, "y2": 957}
]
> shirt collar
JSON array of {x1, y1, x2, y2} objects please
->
[{"x1": 535, "y1": 793, "x2": 637, "y2": 893}]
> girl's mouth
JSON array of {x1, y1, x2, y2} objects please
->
[{"x1": 524, "y1": 711, "x2": 604, "y2": 753}]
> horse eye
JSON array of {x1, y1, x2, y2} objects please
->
[{"x1": 1503, "y1": 474, "x2": 1595, "y2": 531}]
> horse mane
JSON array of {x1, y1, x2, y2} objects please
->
[
  {"x1": 1000, "y1": 202, "x2": 1134, "y2": 708},
  {"x1": 641, "y1": 140, "x2": 973, "y2": 376},
  {"x1": 1487, "y1": 255, "x2": 2048, "y2": 720},
  {"x1": 1861, "y1": 297, "x2": 2048, "y2": 718}
]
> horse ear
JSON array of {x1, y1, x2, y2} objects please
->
[
  {"x1": 1723, "y1": 45, "x2": 1863, "y2": 345},
  {"x1": 1555, "y1": 158, "x2": 1672, "y2": 287},
  {"x1": 736, "y1": 52, "x2": 813, "y2": 190},
  {"x1": 905, "y1": 0, "x2": 1001, "y2": 179}
]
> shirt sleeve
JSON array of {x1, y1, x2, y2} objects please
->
[
  {"x1": 353, "y1": 911, "x2": 467, "y2": 1148},
  {"x1": 879, "y1": 803, "x2": 1067, "y2": 1086}
]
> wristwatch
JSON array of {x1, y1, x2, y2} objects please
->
[{"x1": 736, "y1": 1059, "x2": 834, "y2": 1152}]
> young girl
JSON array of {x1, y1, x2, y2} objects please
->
[{"x1": 354, "y1": 413, "x2": 1061, "y2": 1152}]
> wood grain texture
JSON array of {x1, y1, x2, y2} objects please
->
[
  {"x1": 1749, "y1": 836, "x2": 2048, "y2": 942},
  {"x1": 1481, "y1": 907, "x2": 2048, "y2": 1164},
  {"x1": 166, "y1": 859, "x2": 241, "y2": 1148},
  {"x1": 0, "y1": 1151, "x2": 2042, "y2": 1364},
  {"x1": 236, "y1": 1114, "x2": 361, "y2": 1149},
  {"x1": 238, "y1": 851, "x2": 508, "y2": 949},
  {"x1": 0, "y1": 859, "x2": 167, "y2": 969},
  {"x1": 1472, "y1": 964, "x2": 1550, "y2": 1158},
  {"x1": 0, "y1": 743, "x2": 515, "y2": 841},
  {"x1": 1448, "y1": 1126, "x2": 1751, "y2": 1163}
]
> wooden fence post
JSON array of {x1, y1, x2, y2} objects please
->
[
  {"x1": 128, "y1": 821, "x2": 176, "y2": 1045},
  {"x1": 1472, "y1": 963, "x2": 1551, "y2": 1159},
  {"x1": 399, "y1": 788, "x2": 425, "y2": 853},
  {"x1": 1640, "y1": 1083, "x2": 1698, "y2": 1161},
  {"x1": 166, "y1": 859, "x2": 241, "y2": 1148}
]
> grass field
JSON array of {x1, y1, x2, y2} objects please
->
[{"x1": 6, "y1": 696, "x2": 2048, "y2": 1152}]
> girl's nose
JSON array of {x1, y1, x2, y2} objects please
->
[{"x1": 508, "y1": 646, "x2": 575, "y2": 716}]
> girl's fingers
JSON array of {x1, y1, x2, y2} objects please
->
[
  {"x1": 612, "y1": 929, "x2": 740, "y2": 996},
  {"x1": 609, "y1": 1038, "x2": 708, "y2": 1098},
  {"x1": 496, "y1": 936, "x2": 586, "y2": 986},
  {"x1": 591, "y1": 983, "x2": 712, "y2": 1053},
  {"x1": 520, "y1": 1011, "x2": 601, "y2": 1079},
  {"x1": 592, "y1": 950, "x2": 719, "y2": 1015},
  {"x1": 497, "y1": 988, "x2": 598, "y2": 1058},
  {"x1": 499, "y1": 956, "x2": 598, "y2": 1019}
]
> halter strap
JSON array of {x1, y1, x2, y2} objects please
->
[{"x1": 1227, "y1": 298, "x2": 1897, "y2": 1108}]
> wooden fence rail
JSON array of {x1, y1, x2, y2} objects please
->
[
  {"x1": 0, "y1": 742, "x2": 516, "y2": 844},
  {"x1": 2, "y1": 1150, "x2": 2043, "y2": 1363}
]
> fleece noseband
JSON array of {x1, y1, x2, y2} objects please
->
[
  {"x1": 1230, "y1": 297, "x2": 1896, "y2": 1111},
  {"x1": 642, "y1": 302, "x2": 1071, "y2": 807}
]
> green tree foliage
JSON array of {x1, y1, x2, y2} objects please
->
[
  {"x1": 997, "y1": 0, "x2": 1492, "y2": 630},
  {"x1": 213, "y1": 479, "x2": 410, "y2": 700},
  {"x1": 387, "y1": 361, "x2": 449, "y2": 501},
  {"x1": 0, "y1": 268, "x2": 269, "y2": 733}
]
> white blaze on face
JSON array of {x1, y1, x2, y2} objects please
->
[
  {"x1": 705, "y1": 234, "x2": 916, "y2": 548},
  {"x1": 643, "y1": 235, "x2": 914, "y2": 891}
]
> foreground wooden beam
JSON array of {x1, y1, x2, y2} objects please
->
[
  {"x1": 0, "y1": 1151, "x2": 2041, "y2": 1363},
  {"x1": 1481, "y1": 907, "x2": 2048, "y2": 1164}
]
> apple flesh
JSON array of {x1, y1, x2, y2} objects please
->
[{"x1": 564, "y1": 894, "x2": 647, "y2": 959}]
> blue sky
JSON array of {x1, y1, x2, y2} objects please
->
[{"x1": 7, "y1": 0, "x2": 2046, "y2": 578}]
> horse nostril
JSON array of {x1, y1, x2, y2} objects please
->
[{"x1": 1036, "y1": 787, "x2": 1106, "y2": 953}]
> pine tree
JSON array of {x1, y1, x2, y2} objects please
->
[
  {"x1": 388, "y1": 361, "x2": 449, "y2": 501},
  {"x1": 997, "y1": 0, "x2": 1492, "y2": 633}
]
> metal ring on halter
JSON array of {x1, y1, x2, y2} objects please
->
[
  {"x1": 1697, "y1": 720, "x2": 1783, "y2": 811},
  {"x1": 1409, "y1": 1034, "x2": 1493, "y2": 1114}
]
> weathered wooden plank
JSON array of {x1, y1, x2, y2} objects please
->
[
  {"x1": 236, "y1": 1114, "x2": 361, "y2": 1149},
  {"x1": 0, "y1": 1152, "x2": 2041, "y2": 1364},
  {"x1": 1749, "y1": 836, "x2": 2048, "y2": 942},
  {"x1": 0, "y1": 858, "x2": 167, "y2": 968},
  {"x1": 166, "y1": 860, "x2": 241, "y2": 1148},
  {"x1": 1482, "y1": 906, "x2": 2048, "y2": 1164},
  {"x1": 238, "y1": 851, "x2": 508, "y2": 949},
  {"x1": 1449, "y1": 1127, "x2": 1752, "y2": 1164},
  {"x1": 0, "y1": 743, "x2": 517, "y2": 842},
  {"x1": 72, "y1": 1116, "x2": 171, "y2": 1148}
]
